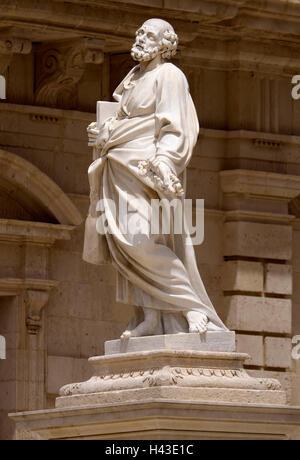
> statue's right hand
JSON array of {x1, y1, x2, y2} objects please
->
[{"x1": 87, "y1": 122, "x2": 99, "y2": 147}]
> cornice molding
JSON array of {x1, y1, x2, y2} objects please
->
[
  {"x1": 223, "y1": 209, "x2": 295, "y2": 225},
  {"x1": 1, "y1": 0, "x2": 300, "y2": 53},
  {"x1": 220, "y1": 169, "x2": 300, "y2": 201},
  {"x1": 0, "y1": 219, "x2": 75, "y2": 245},
  {"x1": 0, "y1": 278, "x2": 58, "y2": 296}
]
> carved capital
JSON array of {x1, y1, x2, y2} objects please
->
[
  {"x1": 0, "y1": 37, "x2": 32, "y2": 74},
  {"x1": 35, "y1": 38, "x2": 104, "y2": 109},
  {"x1": 25, "y1": 290, "x2": 49, "y2": 335}
]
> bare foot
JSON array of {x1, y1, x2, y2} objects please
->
[
  {"x1": 120, "y1": 309, "x2": 140, "y2": 340},
  {"x1": 121, "y1": 308, "x2": 160, "y2": 339},
  {"x1": 185, "y1": 311, "x2": 208, "y2": 334}
]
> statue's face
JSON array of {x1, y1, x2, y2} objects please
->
[{"x1": 131, "y1": 21, "x2": 163, "y2": 62}]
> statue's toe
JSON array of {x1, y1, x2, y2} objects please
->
[{"x1": 121, "y1": 330, "x2": 132, "y2": 340}]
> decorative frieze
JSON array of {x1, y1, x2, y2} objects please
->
[
  {"x1": 30, "y1": 114, "x2": 60, "y2": 124},
  {"x1": 253, "y1": 139, "x2": 281, "y2": 149},
  {"x1": 0, "y1": 37, "x2": 31, "y2": 74},
  {"x1": 0, "y1": 37, "x2": 31, "y2": 55}
]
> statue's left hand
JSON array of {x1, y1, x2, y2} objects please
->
[
  {"x1": 150, "y1": 158, "x2": 173, "y2": 189},
  {"x1": 87, "y1": 122, "x2": 99, "y2": 147},
  {"x1": 87, "y1": 119, "x2": 112, "y2": 151},
  {"x1": 148, "y1": 158, "x2": 184, "y2": 196}
]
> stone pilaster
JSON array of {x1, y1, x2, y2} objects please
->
[
  {"x1": 0, "y1": 222, "x2": 73, "y2": 413},
  {"x1": 220, "y1": 170, "x2": 300, "y2": 394}
]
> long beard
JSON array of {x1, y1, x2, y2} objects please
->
[{"x1": 131, "y1": 44, "x2": 160, "y2": 62}]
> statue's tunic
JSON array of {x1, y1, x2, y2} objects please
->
[{"x1": 86, "y1": 62, "x2": 227, "y2": 332}]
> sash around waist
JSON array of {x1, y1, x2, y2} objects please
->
[{"x1": 102, "y1": 113, "x2": 156, "y2": 156}]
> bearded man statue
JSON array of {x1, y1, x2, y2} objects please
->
[{"x1": 86, "y1": 18, "x2": 228, "y2": 339}]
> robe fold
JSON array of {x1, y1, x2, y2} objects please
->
[{"x1": 84, "y1": 62, "x2": 227, "y2": 332}]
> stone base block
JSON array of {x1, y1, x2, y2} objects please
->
[
  {"x1": 57, "y1": 349, "x2": 286, "y2": 408},
  {"x1": 11, "y1": 401, "x2": 300, "y2": 440},
  {"x1": 10, "y1": 341, "x2": 300, "y2": 440},
  {"x1": 56, "y1": 386, "x2": 285, "y2": 408},
  {"x1": 105, "y1": 332, "x2": 236, "y2": 355}
]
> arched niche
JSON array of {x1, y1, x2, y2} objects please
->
[{"x1": 0, "y1": 149, "x2": 82, "y2": 225}]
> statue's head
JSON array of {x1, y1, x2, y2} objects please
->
[{"x1": 131, "y1": 18, "x2": 178, "y2": 62}]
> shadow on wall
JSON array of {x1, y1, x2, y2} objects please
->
[{"x1": 290, "y1": 195, "x2": 300, "y2": 217}]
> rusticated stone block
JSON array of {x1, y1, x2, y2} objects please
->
[
  {"x1": 236, "y1": 334, "x2": 264, "y2": 366},
  {"x1": 222, "y1": 260, "x2": 264, "y2": 292},
  {"x1": 265, "y1": 264, "x2": 292, "y2": 295},
  {"x1": 224, "y1": 296, "x2": 292, "y2": 334},
  {"x1": 224, "y1": 222, "x2": 292, "y2": 260},
  {"x1": 265, "y1": 337, "x2": 292, "y2": 369}
]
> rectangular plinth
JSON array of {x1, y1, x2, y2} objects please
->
[
  {"x1": 55, "y1": 386, "x2": 286, "y2": 409},
  {"x1": 105, "y1": 331, "x2": 236, "y2": 355},
  {"x1": 10, "y1": 401, "x2": 300, "y2": 440}
]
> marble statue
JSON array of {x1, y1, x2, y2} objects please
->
[{"x1": 85, "y1": 18, "x2": 228, "y2": 339}]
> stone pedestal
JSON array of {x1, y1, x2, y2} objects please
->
[
  {"x1": 56, "y1": 333, "x2": 286, "y2": 408},
  {"x1": 10, "y1": 401, "x2": 300, "y2": 440},
  {"x1": 105, "y1": 331, "x2": 236, "y2": 354},
  {"x1": 9, "y1": 333, "x2": 300, "y2": 440}
]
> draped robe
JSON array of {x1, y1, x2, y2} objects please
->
[{"x1": 84, "y1": 62, "x2": 227, "y2": 333}]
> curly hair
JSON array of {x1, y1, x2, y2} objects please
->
[{"x1": 161, "y1": 29, "x2": 179, "y2": 59}]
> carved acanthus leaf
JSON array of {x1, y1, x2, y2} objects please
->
[
  {"x1": 25, "y1": 289, "x2": 49, "y2": 335},
  {"x1": 35, "y1": 38, "x2": 104, "y2": 109},
  {"x1": 258, "y1": 378, "x2": 282, "y2": 391}
]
